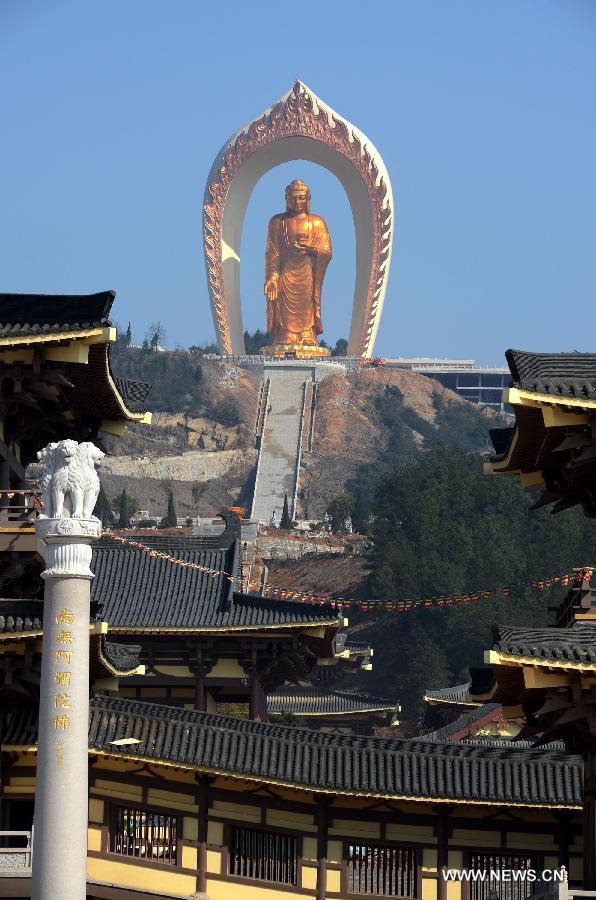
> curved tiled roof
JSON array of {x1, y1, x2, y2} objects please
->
[
  {"x1": 91, "y1": 538, "x2": 338, "y2": 632},
  {"x1": 268, "y1": 686, "x2": 399, "y2": 717},
  {"x1": 0, "y1": 600, "x2": 43, "y2": 634},
  {"x1": 3, "y1": 696, "x2": 583, "y2": 806},
  {"x1": 507, "y1": 349, "x2": 596, "y2": 402},
  {"x1": 495, "y1": 622, "x2": 596, "y2": 665},
  {"x1": 420, "y1": 704, "x2": 501, "y2": 742},
  {"x1": 424, "y1": 683, "x2": 480, "y2": 706},
  {"x1": 0, "y1": 291, "x2": 114, "y2": 338}
]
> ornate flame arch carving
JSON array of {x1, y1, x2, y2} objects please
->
[{"x1": 203, "y1": 81, "x2": 394, "y2": 357}]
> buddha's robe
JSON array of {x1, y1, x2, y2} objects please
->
[{"x1": 265, "y1": 212, "x2": 331, "y2": 345}]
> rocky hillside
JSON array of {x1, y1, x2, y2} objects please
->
[
  {"x1": 299, "y1": 367, "x2": 504, "y2": 518},
  {"x1": 96, "y1": 348, "x2": 503, "y2": 522}
]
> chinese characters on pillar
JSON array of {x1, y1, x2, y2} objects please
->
[{"x1": 53, "y1": 608, "x2": 75, "y2": 763}]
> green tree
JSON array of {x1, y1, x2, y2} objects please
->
[
  {"x1": 117, "y1": 489, "x2": 131, "y2": 528},
  {"x1": 332, "y1": 337, "x2": 348, "y2": 357},
  {"x1": 164, "y1": 491, "x2": 177, "y2": 527},
  {"x1": 280, "y1": 495, "x2": 292, "y2": 530},
  {"x1": 327, "y1": 493, "x2": 355, "y2": 533},
  {"x1": 93, "y1": 483, "x2": 114, "y2": 528}
]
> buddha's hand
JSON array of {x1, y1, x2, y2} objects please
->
[
  {"x1": 294, "y1": 236, "x2": 315, "y2": 255},
  {"x1": 264, "y1": 275, "x2": 279, "y2": 301},
  {"x1": 314, "y1": 316, "x2": 323, "y2": 335}
]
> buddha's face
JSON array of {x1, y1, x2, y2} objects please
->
[{"x1": 286, "y1": 188, "x2": 310, "y2": 214}]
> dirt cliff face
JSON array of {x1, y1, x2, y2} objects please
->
[{"x1": 300, "y1": 367, "x2": 500, "y2": 518}]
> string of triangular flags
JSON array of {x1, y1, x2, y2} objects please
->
[{"x1": 105, "y1": 531, "x2": 593, "y2": 613}]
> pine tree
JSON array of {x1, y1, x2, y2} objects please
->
[
  {"x1": 280, "y1": 495, "x2": 292, "y2": 530},
  {"x1": 118, "y1": 489, "x2": 130, "y2": 528},
  {"x1": 165, "y1": 491, "x2": 177, "y2": 527},
  {"x1": 93, "y1": 483, "x2": 114, "y2": 528},
  {"x1": 125, "y1": 322, "x2": 132, "y2": 346}
]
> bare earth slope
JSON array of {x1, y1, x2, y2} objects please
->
[{"x1": 300, "y1": 367, "x2": 500, "y2": 517}]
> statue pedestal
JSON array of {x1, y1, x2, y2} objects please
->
[{"x1": 261, "y1": 343, "x2": 331, "y2": 360}]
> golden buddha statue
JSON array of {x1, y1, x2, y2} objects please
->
[{"x1": 262, "y1": 179, "x2": 332, "y2": 357}]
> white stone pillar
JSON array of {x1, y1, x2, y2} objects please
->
[{"x1": 31, "y1": 440, "x2": 103, "y2": 900}]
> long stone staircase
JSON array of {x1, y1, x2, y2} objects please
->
[{"x1": 251, "y1": 369, "x2": 307, "y2": 524}]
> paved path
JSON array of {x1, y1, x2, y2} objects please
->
[{"x1": 251, "y1": 369, "x2": 307, "y2": 525}]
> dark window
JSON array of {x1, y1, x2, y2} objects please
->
[
  {"x1": 112, "y1": 806, "x2": 178, "y2": 864},
  {"x1": 431, "y1": 374, "x2": 458, "y2": 390},
  {"x1": 347, "y1": 843, "x2": 417, "y2": 896},
  {"x1": 481, "y1": 389, "x2": 503, "y2": 404},
  {"x1": 469, "y1": 853, "x2": 536, "y2": 900},
  {"x1": 479, "y1": 374, "x2": 508, "y2": 388},
  {"x1": 229, "y1": 825, "x2": 297, "y2": 884},
  {"x1": 457, "y1": 374, "x2": 481, "y2": 387}
]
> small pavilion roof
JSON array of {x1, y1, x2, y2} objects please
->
[
  {"x1": 267, "y1": 686, "x2": 399, "y2": 721},
  {"x1": 3, "y1": 696, "x2": 583, "y2": 808},
  {"x1": 423, "y1": 682, "x2": 481, "y2": 707}
]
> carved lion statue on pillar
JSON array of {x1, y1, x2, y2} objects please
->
[{"x1": 37, "y1": 440, "x2": 105, "y2": 519}]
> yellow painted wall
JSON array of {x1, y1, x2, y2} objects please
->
[
  {"x1": 207, "y1": 849, "x2": 222, "y2": 872},
  {"x1": 212, "y1": 799, "x2": 260, "y2": 823},
  {"x1": 302, "y1": 836, "x2": 317, "y2": 861},
  {"x1": 506, "y1": 831, "x2": 557, "y2": 851},
  {"x1": 87, "y1": 856, "x2": 197, "y2": 896},
  {"x1": 327, "y1": 839, "x2": 343, "y2": 864},
  {"x1": 183, "y1": 816, "x2": 198, "y2": 841},
  {"x1": 181, "y1": 845, "x2": 197, "y2": 869},
  {"x1": 207, "y1": 878, "x2": 311, "y2": 899},
  {"x1": 423, "y1": 848, "x2": 438, "y2": 870},
  {"x1": 146, "y1": 787, "x2": 197, "y2": 813},
  {"x1": 266, "y1": 808, "x2": 316, "y2": 832},
  {"x1": 330, "y1": 818, "x2": 380, "y2": 839},
  {"x1": 327, "y1": 869, "x2": 341, "y2": 892},
  {"x1": 452, "y1": 828, "x2": 500, "y2": 848},
  {"x1": 301, "y1": 864, "x2": 317, "y2": 889},
  {"x1": 422, "y1": 876, "x2": 438, "y2": 900},
  {"x1": 387, "y1": 823, "x2": 436, "y2": 842},
  {"x1": 88, "y1": 827, "x2": 102, "y2": 852},
  {"x1": 88, "y1": 799, "x2": 104, "y2": 824},
  {"x1": 208, "y1": 820, "x2": 224, "y2": 845}
]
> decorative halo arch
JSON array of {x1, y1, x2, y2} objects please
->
[{"x1": 203, "y1": 81, "x2": 394, "y2": 357}]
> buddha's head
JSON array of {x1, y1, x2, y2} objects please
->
[{"x1": 285, "y1": 179, "x2": 310, "y2": 214}]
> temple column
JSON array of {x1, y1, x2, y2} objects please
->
[
  {"x1": 31, "y1": 514, "x2": 101, "y2": 900},
  {"x1": 436, "y1": 806, "x2": 451, "y2": 900},
  {"x1": 194, "y1": 774, "x2": 209, "y2": 898},
  {"x1": 316, "y1": 797, "x2": 330, "y2": 900}
]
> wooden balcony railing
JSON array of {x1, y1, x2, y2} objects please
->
[{"x1": 0, "y1": 489, "x2": 41, "y2": 530}]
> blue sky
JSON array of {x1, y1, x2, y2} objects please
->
[{"x1": 1, "y1": 0, "x2": 594, "y2": 362}]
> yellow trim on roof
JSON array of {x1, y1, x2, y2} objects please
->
[
  {"x1": 1, "y1": 746, "x2": 580, "y2": 810},
  {"x1": 485, "y1": 648, "x2": 596, "y2": 673},
  {"x1": 506, "y1": 386, "x2": 596, "y2": 412},
  {"x1": 109, "y1": 619, "x2": 339, "y2": 635},
  {"x1": 0, "y1": 326, "x2": 113, "y2": 349}
]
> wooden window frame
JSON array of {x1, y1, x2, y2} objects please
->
[
  {"x1": 341, "y1": 837, "x2": 422, "y2": 898},
  {"x1": 221, "y1": 820, "x2": 304, "y2": 890},
  {"x1": 107, "y1": 801, "x2": 181, "y2": 870},
  {"x1": 462, "y1": 849, "x2": 542, "y2": 900}
]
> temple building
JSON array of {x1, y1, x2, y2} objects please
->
[
  {"x1": 0, "y1": 319, "x2": 587, "y2": 898},
  {"x1": 475, "y1": 349, "x2": 596, "y2": 888}
]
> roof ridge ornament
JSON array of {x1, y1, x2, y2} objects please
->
[{"x1": 203, "y1": 81, "x2": 394, "y2": 357}]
